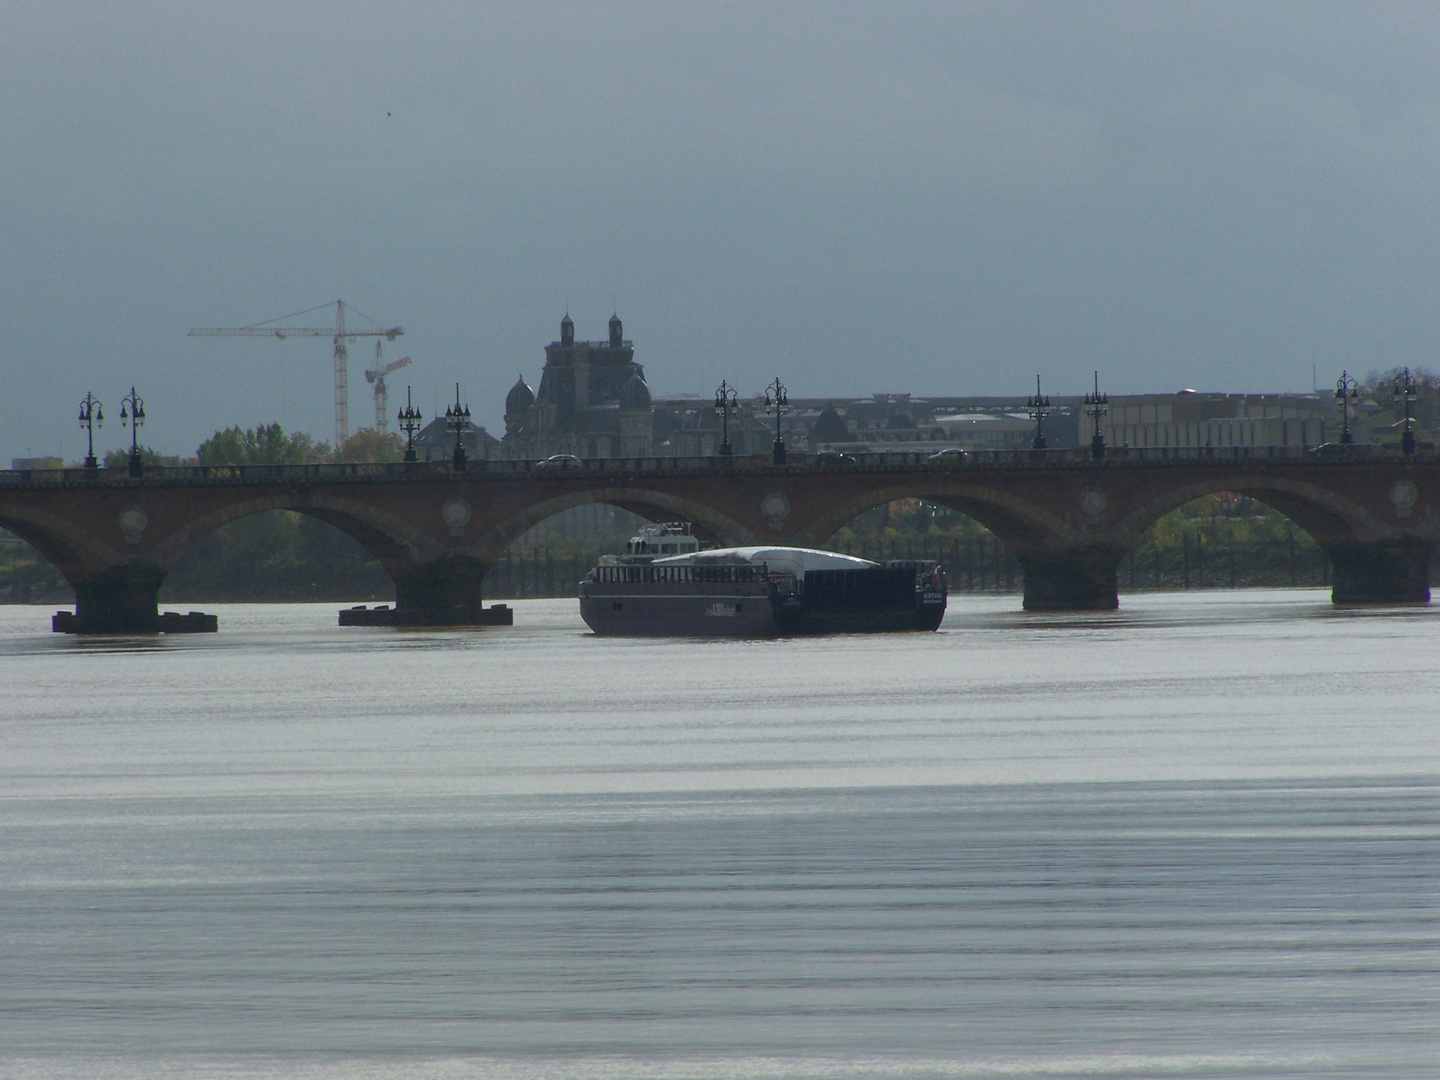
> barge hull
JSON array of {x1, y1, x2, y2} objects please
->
[{"x1": 580, "y1": 581, "x2": 776, "y2": 636}]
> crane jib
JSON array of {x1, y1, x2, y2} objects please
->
[
  {"x1": 187, "y1": 301, "x2": 404, "y2": 446},
  {"x1": 187, "y1": 327, "x2": 403, "y2": 338}
]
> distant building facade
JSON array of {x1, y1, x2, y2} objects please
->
[
  {"x1": 1097, "y1": 392, "x2": 1336, "y2": 450},
  {"x1": 496, "y1": 320, "x2": 1357, "y2": 459},
  {"x1": 501, "y1": 314, "x2": 655, "y2": 459},
  {"x1": 9, "y1": 457, "x2": 64, "y2": 471},
  {"x1": 410, "y1": 416, "x2": 500, "y2": 463}
]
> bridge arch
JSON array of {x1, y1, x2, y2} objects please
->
[
  {"x1": 147, "y1": 491, "x2": 437, "y2": 579},
  {"x1": 788, "y1": 476, "x2": 1080, "y2": 555},
  {"x1": 1105, "y1": 471, "x2": 1432, "y2": 604},
  {"x1": 1108, "y1": 473, "x2": 1385, "y2": 552},
  {"x1": 476, "y1": 485, "x2": 760, "y2": 563},
  {"x1": 814, "y1": 496, "x2": 1024, "y2": 595},
  {"x1": 780, "y1": 473, "x2": 1103, "y2": 610},
  {"x1": 159, "y1": 509, "x2": 395, "y2": 603},
  {"x1": 1114, "y1": 489, "x2": 1334, "y2": 592},
  {"x1": 789, "y1": 480, "x2": 1082, "y2": 576},
  {"x1": 0, "y1": 505, "x2": 125, "y2": 584}
]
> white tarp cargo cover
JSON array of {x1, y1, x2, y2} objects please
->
[{"x1": 652, "y1": 546, "x2": 880, "y2": 579}]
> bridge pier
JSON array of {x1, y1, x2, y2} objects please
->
[
  {"x1": 387, "y1": 554, "x2": 512, "y2": 626},
  {"x1": 52, "y1": 563, "x2": 218, "y2": 634},
  {"x1": 1328, "y1": 540, "x2": 1433, "y2": 604},
  {"x1": 54, "y1": 563, "x2": 161, "y2": 633},
  {"x1": 1019, "y1": 548, "x2": 1121, "y2": 611}
]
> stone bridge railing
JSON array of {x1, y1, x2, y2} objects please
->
[{"x1": 3, "y1": 442, "x2": 1431, "y2": 489}]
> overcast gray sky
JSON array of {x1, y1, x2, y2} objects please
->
[{"x1": 3, "y1": 1, "x2": 1439, "y2": 461}]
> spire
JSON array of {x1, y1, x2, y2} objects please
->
[
  {"x1": 560, "y1": 312, "x2": 574, "y2": 347},
  {"x1": 608, "y1": 311, "x2": 623, "y2": 348}
]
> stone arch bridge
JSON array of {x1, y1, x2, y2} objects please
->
[{"x1": 2, "y1": 448, "x2": 1436, "y2": 631}]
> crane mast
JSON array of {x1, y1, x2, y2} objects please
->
[
  {"x1": 188, "y1": 300, "x2": 403, "y2": 446},
  {"x1": 335, "y1": 302, "x2": 347, "y2": 443},
  {"x1": 364, "y1": 343, "x2": 412, "y2": 433}
]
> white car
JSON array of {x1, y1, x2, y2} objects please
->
[
  {"x1": 535, "y1": 454, "x2": 582, "y2": 470},
  {"x1": 927, "y1": 447, "x2": 969, "y2": 463}
]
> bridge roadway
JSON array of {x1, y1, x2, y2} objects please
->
[{"x1": 2, "y1": 446, "x2": 1437, "y2": 632}]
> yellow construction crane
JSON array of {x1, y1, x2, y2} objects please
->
[
  {"x1": 188, "y1": 300, "x2": 403, "y2": 445},
  {"x1": 365, "y1": 342, "x2": 412, "y2": 434}
]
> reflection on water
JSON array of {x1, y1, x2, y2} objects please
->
[{"x1": 1, "y1": 591, "x2": 1437, "y2": 1078}]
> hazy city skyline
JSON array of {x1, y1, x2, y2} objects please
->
[{"x1": 4, "y1": 2, "x2": 1440, "y2": 461}]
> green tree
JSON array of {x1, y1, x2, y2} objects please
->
[
  {"x1": 197, "y1": 424, "x2": 331, "y2": 465},
  {"x1": 102, "y1": 445, "x2": 171, "y2": 470},
  {"x1": 335, "y1": 428, "x2": 404, "y2": 463}
]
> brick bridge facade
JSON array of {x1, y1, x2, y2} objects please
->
[{"x1": 2, "y1": 449, "x2": 1437, "y2": 631}]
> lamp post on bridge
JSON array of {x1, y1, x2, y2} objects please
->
[
  {"x1": 764, "y1": 377, "x2": 788, "y2": 465},
  {"x1": 119, "y1": 387, "x2": 145, "y2": 478},
  {"x1": 714, "y1": 380, "x2": 738, "y2": 460},
  {"x1": 1335, "y1": 370, "x2": 1359, "y2": 446},
  {"x1": 398, "y1": 386, "x2": 423, "y2": 462},
  {"x1": 78, "y1": 393, "x2": 103, "y2": 470},
  {"x1": 1026, "y1": 375, "x2": 1051, "y2": 451},
  {"x1": 445, "y1": 383, "x2": 471, "y2": 472},
  {"x1": 1394, "y1": 367, "x2": 1418, "y2": 456},
  {"x1": 1084, "y1": 371, "x2": 1108, "y2": 461}
]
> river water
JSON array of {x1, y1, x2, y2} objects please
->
[{"x1": 1, "y1": 591, "x2": 1436, "y2": 1078}]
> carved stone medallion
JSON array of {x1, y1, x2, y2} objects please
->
[
  {"x1": 441, "y1": 497, "x2": 472, "y2": 536},
  {"x1": 1390, "y1": 479, "x2": 1419, "y2": 519},
  {"x1": 1077, "y1": 487, "x2": 1107, "y2": 524},
  {"x1": 118, "y1": 505, "x2": 148, "y2": 544},
  {"x1": 760, "y1": 491, "x2": 790, "y2": 532}
]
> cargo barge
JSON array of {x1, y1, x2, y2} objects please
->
[{"x1": 578, "y1": 524, "x2": 946, "y2": 636}]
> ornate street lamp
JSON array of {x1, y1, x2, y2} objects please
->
[
  {"x1": 1026, "y1": 375, "x2": 1051, "y2": 451},
  {"x1": 398, "y1": 385, "x2": 423, "y2": 462},
  {"x1": 714, "y1": 379, "x2": 738, "y2": 459},
  {"x1": 78, "y1": 392, "x2": 103, "y2": 469},
  {"x1": 119, "y1": 386, "x2": 145, "y2": 478},
  {"x1": 764, "y1": 377, "x2": 788, "y2": 465},
  {"x1": 1394, "y1": 367, "x2": 1418, "y2": 456},
  {"x1": 445, "y1": 383, "x2": 471, "y2": 472},
  {"x1": 1335, "y1": 370, "x2": 1359, "y2": 446},
  {"x1": 1084, "y1": 371, "x2": 1108, "y2": 460}
]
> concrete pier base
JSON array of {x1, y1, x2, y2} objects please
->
[
  {"x1": 54, "y1": 564, "x2": 164, "y2": 633},
  {"x1": 1329, "y1": 540, "x2": 1433, "y2": 604},
  {"x1": 52, "y1": 564, "x2": 217, "y2": 633},
  {"x1": 1020, "y1": 549, "x2": 1121, "y2": 611},
  {"x1": 53, "y1": 609, "x2": 216, "y2": 634},
  {"x1": 339, "y1": 603, "x2": 512, "y2": 627},
  {"x1": 385, "y1": 554, "x2": 511, "y2": 626}
]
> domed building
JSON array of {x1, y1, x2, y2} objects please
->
[
  {"x1": 619, "y1": 370, "x2": 652, "y2": 411},
  {"x1": 500, "y1": 314, "x2": 654, "y2": 459},
  {"x1": 504, "y1": 375, "x2": 536, "y2": 436}
]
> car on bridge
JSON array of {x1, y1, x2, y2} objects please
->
[
  {"x1": 813, "y1": 450, "x2": 859, "y2": 465},
  {"x1": 926, "y1": 447, "x2": 969, "y2": 464},
  {"x1": 536, "y1": 454, "x2": 582, "y2": 470}
]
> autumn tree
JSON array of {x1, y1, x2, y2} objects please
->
[{"x1": 335, "y1": 428, "x2": 405, "y2": 463}]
